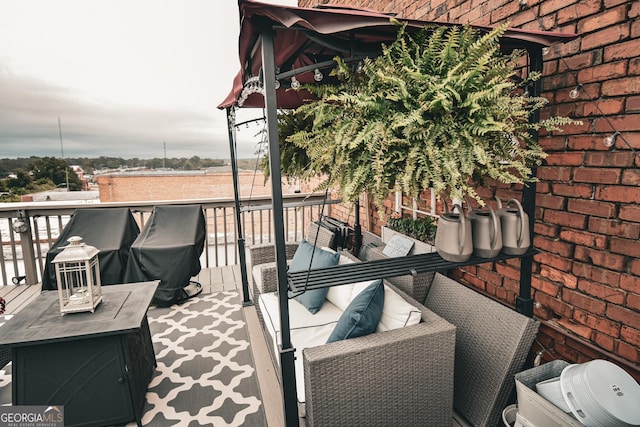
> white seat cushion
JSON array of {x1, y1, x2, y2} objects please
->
[{"x1": 259, "y1": 292, "x2": 343, "y2": 404}]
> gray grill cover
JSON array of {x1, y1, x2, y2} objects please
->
[
  {"x1": 124, "y1": 205, "x2": 205, "y2": 306},
  {"x1": 42, "y1": 208, "x2": 140, "y2": 290}
]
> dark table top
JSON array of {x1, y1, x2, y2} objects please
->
[{"x1": 0, "y1": 281, "x2": 158, "y2": 347}]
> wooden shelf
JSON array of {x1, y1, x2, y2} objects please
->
[{"x1": 288, "y1": 248, "x2": 538, "y2": 292}]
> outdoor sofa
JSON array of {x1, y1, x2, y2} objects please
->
[{"x1": 251, "y1": 245, "x2": 456, "y2": 426}]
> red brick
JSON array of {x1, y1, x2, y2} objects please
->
[
  {"x1": 620, "y1": 205, "x2": 640, "y2": 223},
  {"x1": 589, "y1": 217, "x2": 640, "y2": 239},
  {"x1": 545, "y1": 152, "x2": 584, "y2": 166},
  {"x1": 578, "y1": 5, "x2": 628, "y2": 33},
  {"x1": 533, "y1": 275, "x2": 563, "y2": 296},
  {"x1": 565, "y1": 134, "x2": 603, "y2": 151},
  {"x1": 558, "y1": 318, "x2": 593, "y2": 339},
  {"x1": 631, "y1": 259, "x2": 640, "y2": 276},
  {"x1": 577, "y1": 278, "x2": 625, "y2": 304},
  {"x1": 540, "y1": 0, "x2": 577, "y2": 15},
  {"x1": 574, "y1": 246, "x2": 626, "y2": 271},
  {"x1": 535, "y1": 236, "x2": 574, "y2": 257},
  {"x1": 564, "y1": 288, "x2": 607, "y2": 315},
  {"x1": 541, "y1": 265, "x2": 578, "y2": 288},
  {"x1": 552, "y1": 182, "x2": 593, "y2": 198},
  {"x1": 622, "y1": 170, "x2": 640, "y2": 186},
  {"x1": 605, "y1": 0, "x2": 630, "y2": 6},
  {"x1": 536, "y1": 292, "x2": 574, "y2": 318},
  {"x1": 605, "y1": 39, "x2": 640, "y2": 61},
  {"x1": 602, "y1": 77, "x2": 640, "y2": 98},
  {"x1": 620, "y1": 274, "x2": 640, "y2": 294},
  {"x1": 596, "y1": 185, "x2": 640, "y2": 203},
  {"x1": 543, "y1": 59, "x2": 559, "y2": 76},
  {"x1": 574, "y1": 168, "x2": 621, "y2": 184},
  {"x1": 581, "y1": 24, "x2": 631, "y2": 51},
  {"x1": 535, "y1": 251, "x2": 573, "y2": 272},
  {"x1": 607, "y1": 304, "x2": 640, "y2": 329},
  {"x1": 544, "y1": 209, "x2": 587, "y2": 228},
  {"x1": 617, "y1": 341, "x2": 640, "y2": 364},
  {"x1": 477, "y1": 267, "x2": 503, "y2": 287},
  {"x1": 569, "y1": 199, "x2": 616, "y2": 218},
  {"x1": 628, "y1": 292, "x2": 640, "y2": 311},
  {"x1": 631, "y1": 19, "x2": 640, "y2": 39},
  {"x1": 574, "y1": 309, "x2": 621, "y2": 337},
  {"x1": 557, "y1": 0, "x2": 601, "y2": 25},
  {"x1": 566, "y1": 336, "x2": 607, "y2": 362},
  {"x1": 579, "y1": 60, "x2": 628, "y2": 85},
  {"x1": 584, "y1": 151, "x2": 636, "y2": 168},
  {"x1": 583, "y1": 98, "x2": 626, "y2": 117},
  {"x1": 560, "y1": 229, "x2": 607, "y2": 249},
  {"x1": 610, "y1": 236, "x2": 640, "y2": 257},
  {"x1": 621, "y1": 326, "x2": 640, "y2": 348},
  {"x1": 573, "y1": 261, "x2": 621, "y2": 286},
  {"x1": 537, "y1": 166, "x2": 572, "y2": 181},
  {"x1": 495, "y1": 262, "x2": 521, "y2": 281},
  {"x1": 593, "y1": 331, "x2": 616, "y2": 352},
  {"x1": 631, "y1": 57, "x2": 640, "y2": 75},
  {"x1": 554, "y1": 340, "x2": 580, "y2": 362},
  {"x1": 537, "y1": 193, "x2": 566, "y2": 210},
  {"x1": 632, "y1": 0, "x2": 640, "y2": 17}
]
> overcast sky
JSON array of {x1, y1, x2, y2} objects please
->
[{"x1": 0, "y1": 0, "x2": 297, "y2": 160}]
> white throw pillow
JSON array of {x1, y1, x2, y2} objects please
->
[{"x1": 376, "y1": 285, "x2": 422, "y2": 332}]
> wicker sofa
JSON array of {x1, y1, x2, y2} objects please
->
[{"x1": 248, "y1": 244, "x2": 456, "y2": 426}]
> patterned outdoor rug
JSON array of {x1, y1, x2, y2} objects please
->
[
  {"x1": 0, "y1": 291, "x2": 266, "y2": 427},
  {"x1": 134, "y1": 290, "x2": 266, "y2": 426}
]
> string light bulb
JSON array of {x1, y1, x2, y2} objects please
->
[
  {"x1": 569, "y1": 83, "x2": 583, "y2": 99},
  {"x1": 356, "y1": 61, "x2": 364, "y2": 73},
  {"x1": 603, "y1": 131, "x2": 620, "y2": 148},
  {"x1": 519, "y1": 0, "x2": 527, "y2": 6},
  {"x1": 313, "y1": 68, "x2": 323, "y2": 82},
  {"x1": 542, "y1": 47, "x2": 550, "y2": 56},
  {"x1": 290, "y1": 75, "x2": 300, "y2": 90},
  {"x1": 274, "y1": 79, "x2": 280, "y2": 89}
]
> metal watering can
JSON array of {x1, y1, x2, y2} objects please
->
[
  {"x1": 435, "y1": 203, "x2": 473, "y2": 262},
  {"x1": 496, "y1": 197, "x2": 530, "y2": 255},
  {"x1": 467, "y1": 201, "x2": 503, "y2": 258}
]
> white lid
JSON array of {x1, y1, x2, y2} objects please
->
[{"x1": 560, "y1": 359, "x2": 640, "y2": 427}]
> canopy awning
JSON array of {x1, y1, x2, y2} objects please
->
[{"x1": 218, "y1": 0, "x2": 579, "y2": 109}]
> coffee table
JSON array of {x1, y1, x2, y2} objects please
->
[{"x1": 0, "y1": 281, "x2": 158, "y2": 427}]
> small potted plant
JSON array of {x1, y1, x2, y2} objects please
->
[{"x1": 382, "y1": 212, "x2": 437, "y2": 253}]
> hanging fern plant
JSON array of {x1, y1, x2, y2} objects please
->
[{"x1": 272, "y1": 22, "x2": 578, "y2": 210}]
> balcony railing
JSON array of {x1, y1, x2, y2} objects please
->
[{"x1": 0, "y1": 193, "x2": 337, "y2": 287}]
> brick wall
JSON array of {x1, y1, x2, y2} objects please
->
[
  {"x1": 299, "y1": 0, "x2": 640, "y2": 378},
  {"x1": 96, "y1": 170, "x2": 314, "y2": 202}
]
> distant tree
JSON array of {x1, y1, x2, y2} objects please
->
[
  {"x1": 7, "y1": 170, "x2": 32, "y2": 189},
  {"x1": 29, "y1": 157, "x2": 83, "y2": 190}
]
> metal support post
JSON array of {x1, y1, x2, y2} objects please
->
[
  {"x1": 226, "y1": 108, "x2": 252, "y2": 306},
  {"x1": 262, "y1": 25, "x2": 300, "y2": 427}
]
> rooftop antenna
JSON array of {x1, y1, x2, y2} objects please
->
[{"x1": 58, "y1": 117, "x2": 70, "y2": 191}]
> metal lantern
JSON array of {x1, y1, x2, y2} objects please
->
[{"x1": 52, "y1": 236, "x2": 103, "y2": 315}]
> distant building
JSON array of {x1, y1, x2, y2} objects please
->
[
  {"x1": 95, "y1": 169, "x2": 317, "y2": 202},
  {"x1": 70, "y1": 165, "x2": 90, "y2": 190},
  {"x1": 20, "y1": 189, "x2": 100, "y2": 203}
]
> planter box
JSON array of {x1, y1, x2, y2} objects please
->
[{"x1": 381, "y1": 227, "x2": 436, "y2": 255}]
